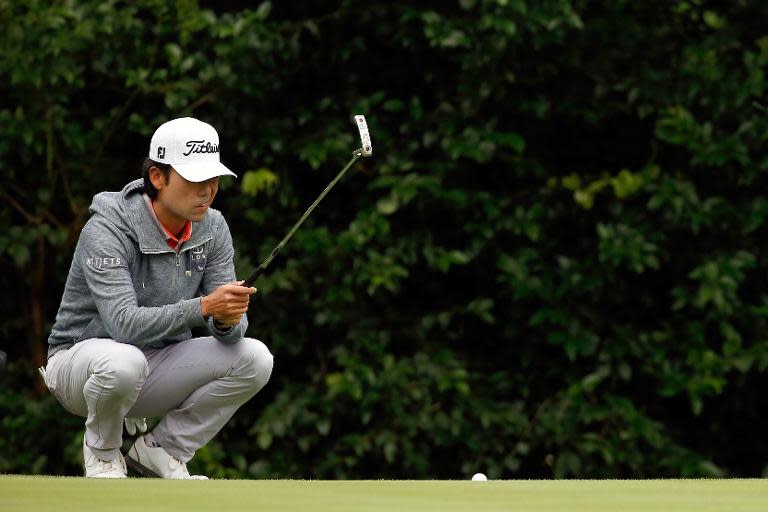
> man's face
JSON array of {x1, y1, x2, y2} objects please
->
[{"x1": 151, "y1": 167, "x2": 219, "y2": 226}]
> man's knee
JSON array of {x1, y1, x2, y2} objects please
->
[
  {"x1": 92, "y1": 345, "x2": 148, "y2": 395},
  {"x1": 235, "y1": 338, "x2": 273, "y2": 390}
]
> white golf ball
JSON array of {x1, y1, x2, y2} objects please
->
[{"x1": 471, "y1": 473, "x2": 488, "y2": 481}]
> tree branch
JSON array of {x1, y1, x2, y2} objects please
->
[{"x1": 0, "y1": 186, "x2": 40, "y2": 224}]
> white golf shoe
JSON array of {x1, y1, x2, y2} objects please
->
[
  {"x1": 83, "y1": 436, "x2": 127, "y2": 478},
  {"x1": 126, "y1": 435, "x2": 208, "y2": 480}
]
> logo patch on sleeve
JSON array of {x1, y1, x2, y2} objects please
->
[{"x1": 85, "y1": 257, "x2": 121, "y2": 269}]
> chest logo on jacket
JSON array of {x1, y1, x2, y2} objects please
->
[{"x1": 192, "y1": 246, "x2": 207, "y2": 272}]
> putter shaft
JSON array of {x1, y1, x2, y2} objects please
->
[{"x1": 243, "y1": 151, "x2": 361, "y2": 287}]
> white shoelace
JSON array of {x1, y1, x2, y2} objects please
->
[
  {"x1": 98, "y1": 459, "x2": 118, "y2": 471},
  {"x1": 94, "y1": 454, "x2": 126, "y2": 474}
]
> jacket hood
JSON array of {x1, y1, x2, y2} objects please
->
[{"x1": 88, "y1": 178, "x2": 216, "y2": 254}]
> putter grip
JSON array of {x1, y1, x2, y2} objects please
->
[{"x1": 243, "y1": 266, "x2": 264, "y2": 288}]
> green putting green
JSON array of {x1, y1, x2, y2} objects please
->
[{"x1": 1, "y1": 476, "x2": 766, "y2": 511}]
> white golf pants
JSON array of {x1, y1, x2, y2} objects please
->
[{"x1": 41, "y1": 337, "x2": 273, "y2": 463}]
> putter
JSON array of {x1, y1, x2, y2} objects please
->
[
  {"x1": 125, "y1": 456, "x2": 161, "y2": 478},
  {"x1": 243, "y1": 115, "x2": 373, "y2": 287}
]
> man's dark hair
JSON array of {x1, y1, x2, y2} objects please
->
[{"x1": 141, "y1": 158, "x2": 172, "y2": 199}]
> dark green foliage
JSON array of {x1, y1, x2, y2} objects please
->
[{"x1": 1, "y1": 0, "x2": 768, "y2": 478}]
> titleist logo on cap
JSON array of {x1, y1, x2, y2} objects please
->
[{"x1": 184, "y1": 140, "x2": 220, "y2": 156}]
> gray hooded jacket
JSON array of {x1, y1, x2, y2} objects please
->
[{"x1": 47, "y1": 179, "x2": 247, "y2": 358}]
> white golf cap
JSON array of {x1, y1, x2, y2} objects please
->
[{"x1": 149, "y1": 117, "x2": 237, "y2": 182}]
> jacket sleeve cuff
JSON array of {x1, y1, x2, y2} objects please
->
[
  {"x1": 181, "y1": 298, "x2": 208, "y2": 329},
  {"x1": 207, "y1": 316, "x2": 243, "y2": 344},
  {"x1": 210, "y1": 316, "x2": 234, "y2": 335}
]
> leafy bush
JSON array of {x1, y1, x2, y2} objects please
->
[{"x1": 3, "y1": 0, "x2": 768, "y2": 478}]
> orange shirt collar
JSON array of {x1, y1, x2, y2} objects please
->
[{"x1": 162, "y1": 220, "x2": 192, "y2": 250}]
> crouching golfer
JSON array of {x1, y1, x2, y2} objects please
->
[{"x1": 40, "y1": 117, "x2": 274, "y2": 479}]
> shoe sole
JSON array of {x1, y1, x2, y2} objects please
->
[{"x1": 125, "y1": 455, "x2": 161, "y2": 478}]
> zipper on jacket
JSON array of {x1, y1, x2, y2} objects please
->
[
  {"x1": 175, "y1": 251, "x2": 182, "y2": 297},
  {"x1": 185, "y1": 250, "x2": 192, "y2": 277}
]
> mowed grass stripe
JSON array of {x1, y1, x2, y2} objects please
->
[{"x1": 1, "y1": 476, "x2": 767, "y2": 512}]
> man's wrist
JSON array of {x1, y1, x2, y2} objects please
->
[{"x1": 200, "y1": 295, "x2": 210, "y2": 318}]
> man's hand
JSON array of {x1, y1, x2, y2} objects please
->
[{"x1": 201, "y1": 281, "x2": 257, "y2": 328}]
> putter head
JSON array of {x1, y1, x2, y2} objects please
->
[{"x1": 354, "y1": 115, "x2": 372, "y2": 157}]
